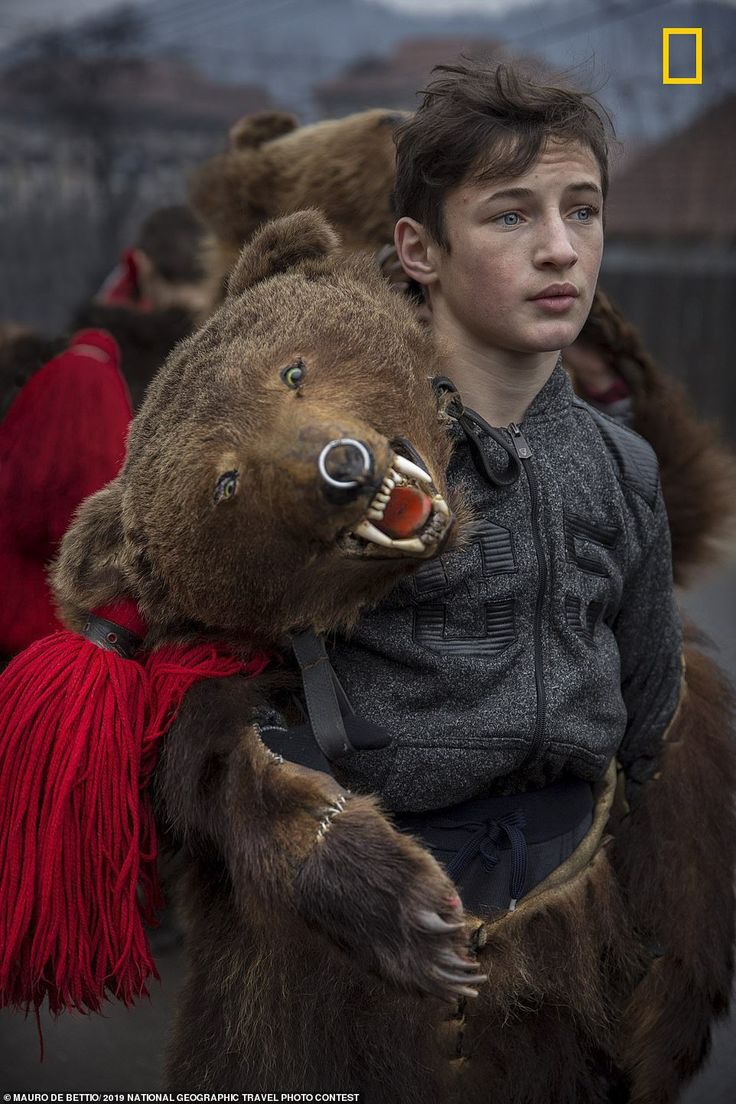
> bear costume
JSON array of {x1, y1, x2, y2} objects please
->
[
  {"x1": 190, "y1": 109, "x2": 402, "y2": 309},
  {"x1": 0, "y1": 212, "x2": 734, "y2": 1103},
  {"x1": 190, "y1": 110, "x2": 736, "y2": 587}
]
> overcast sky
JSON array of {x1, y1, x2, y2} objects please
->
[
  {"x1": 1, "y1": 0, "x2": 730, "y2": 45},
  {"x1": 0, "y1": 0, "x2": 567, "y2": 39}
]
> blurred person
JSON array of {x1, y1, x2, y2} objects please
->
[
  {"x1": 564, "y1": 289, "x2": 736, "y2": 584},
  {"x1": 0, "y1": 323, "x2": 66, "y2": 423},
  {"x1": 72, "y1": 205, "x2": 208, "y2": 407},
  {"x1": 95, "y1": 204, "x2": 210, "y2": 313},
  {"x1": 0, "y1": 328, "x2": 131, "y2": 663}
]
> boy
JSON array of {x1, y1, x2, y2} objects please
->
[{"x1": 323, "y1": 62, "x2": 683, "y2": 913}]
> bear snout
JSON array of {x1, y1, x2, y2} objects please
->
[{"x1": 318, "y1": 437, "x2": 374, "y2": 495}]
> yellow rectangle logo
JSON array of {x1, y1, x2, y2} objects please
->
[{"x1": 662, "y1": 27, "x2": 702, "y2": 84}]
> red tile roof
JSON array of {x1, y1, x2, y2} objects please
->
[{"x1": 605, "y1": 94, "x2": 736, "y2": 240}]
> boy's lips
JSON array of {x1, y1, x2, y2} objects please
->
[
  {"x1": 531, "y1": 295, "x2": 577, "y2": 313},
  {"x1": 529, "y1": 282, "x2": 579, "y2": 313},
  {"x1": 530, "y1": 282, "x2": 579, "y2": 299}
]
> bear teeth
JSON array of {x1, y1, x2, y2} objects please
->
[
  {"x1": 353, "y1": 520, "x2": 430, "y2": 555},
  {"x1": 366, "y1": 462, "x2": 412, "y2": 518},
  {"x1": 352, "y1": 453, "x2": 447, "y2": 553},
  {"x1": 392, "y1": 453, "x2": 432, "y2": 483}
]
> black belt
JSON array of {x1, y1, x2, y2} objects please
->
[{"x1": 393, "y1": 776, "x2": 594, "y2": 911}]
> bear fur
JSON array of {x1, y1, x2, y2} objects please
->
[
  {"x1": 190, "y1": 111, "x2": 736, "y2": 586},
  {"x1": 52, "y1": 211, "x2": 735, "y2": 1102},
  {"x1": 570, "y1": 289, "x2": 736, "y2": 587},
  {"x1": 189, "y1": 109, "x2": 402, "y2": 310}
]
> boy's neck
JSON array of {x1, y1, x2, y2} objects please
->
[{"x1": 433, "y1": 315, "x2": 560, "y2": 428}]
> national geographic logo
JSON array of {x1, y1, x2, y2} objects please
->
[{"x1": 662, "y1": 27, "x2": 703, "y2": 84}]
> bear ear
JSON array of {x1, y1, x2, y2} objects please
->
[
  {"x1": 51, "y1": 480, "x2": 130, "y2": 630},
  {"x1": 228, "y1": 110, "x2": 298, "y2": 150},
  {"x1": 226, "y1": 209, "x2": 340, "y2": 297}
]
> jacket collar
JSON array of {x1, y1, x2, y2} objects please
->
[
  {"x1": 436, "y1": 354, "x2": 571, "y2": 438},
  {"x1": 521, "y1": 355, "x2": 572, "y2": 423}
]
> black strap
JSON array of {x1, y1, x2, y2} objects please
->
[
  {"x1": 288, "y1": 629, "x2": 354, "y2": 761},
  {"x1": 81, "y1": 613, "x2": 142, "y2": 659},
  {"x1": 432, "y1": 376, "x2": 521, "y2": 488}
]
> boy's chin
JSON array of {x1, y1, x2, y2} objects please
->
[{"x1": 512, "y1": 319, "x2": 584, "y2": 354}]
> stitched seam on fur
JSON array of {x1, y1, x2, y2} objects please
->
[{"x1": 315, "y1": 793, "x2": 349, "y2": 842}]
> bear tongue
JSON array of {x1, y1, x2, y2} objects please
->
[{"x1": 373, "y1": 484, "x2": 433, "y2": 539}]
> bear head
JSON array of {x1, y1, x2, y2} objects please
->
[
  {"x1": 53, "y1": 210, "x2": 469, "y2": 650},
  {"x1": 190, "y1": 109, "x2": 404, "y2": 311}
]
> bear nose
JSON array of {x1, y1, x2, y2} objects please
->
[{"x1": 318, "y1": 438, "x2": 374, "y2": 492}]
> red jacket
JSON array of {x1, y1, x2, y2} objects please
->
[{"x1": 0, "y1": 329, "x2": 132, "y2": 656}]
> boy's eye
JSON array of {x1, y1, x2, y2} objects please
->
[
  {"x1": 573, "y1": 206, "x2": 598, "y2": 222},
  {"x1": 495, "y1": 212, "x2": 522, "y2": 228}
]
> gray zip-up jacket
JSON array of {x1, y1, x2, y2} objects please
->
[{"x1": 326, "y1": 361, "x2": 683, "y2": 812}]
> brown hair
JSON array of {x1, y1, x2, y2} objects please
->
[
  {"x1": 393, "y1": 61, "x2": 613, "y2": 249},
  {"x1": 136, "y1": 205, "x2": 206, "y2": 285}
]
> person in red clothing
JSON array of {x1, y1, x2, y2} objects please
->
[
  {"x1": 0, "y1": 328, "x2": 132, "y2": 661},
  {"x1": 74, "y1": 206, "x2": 209, "y2": 408},
  {"x1": 95, "y1": 205, "x2": 209, "y2": 314}
]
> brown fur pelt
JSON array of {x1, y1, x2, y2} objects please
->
[
  {"x1": 160, "y1": 641, "x2": 736, "y2": 1103},
  {"x1": 570, "y1": 289, "x2": 736, "y2": 586},
  {"x1": 608, "y1": 630, "x2": 736, "y2": 1103},
  {"x1": 157, "y1": 696, "x2": 636, "y2": 1102},
  {"x1": 156, "y1": 676, "x2": 462, "y2": 1102},
  {"x1": 190, "y1": 109, "x2": 403, "y2": 313}
]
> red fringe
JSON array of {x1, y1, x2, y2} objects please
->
[{"x1": 0, "y1": 609, "x2": 270, "y2": 1017}]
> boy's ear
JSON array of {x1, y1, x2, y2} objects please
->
[
  {"x1": 394, "y1": 217, "x2": 440, "y2": 289},
  {"x1": 51, "y1": 480, "x2": 130, "y2": 631},
  {"x1": 226, "y1": 209, "x2": 340, "y2": 297}
]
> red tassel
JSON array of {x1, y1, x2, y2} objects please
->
[{"x1": 0, "y1": 601, "x2": 271, "y2": 1016}]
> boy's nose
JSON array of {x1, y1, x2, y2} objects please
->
[{"x1": 534, "y1": 218, "x2": 578, "y2": 269}]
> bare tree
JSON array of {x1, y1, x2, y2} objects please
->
[{"x1": 10, "y1": 5, "x2": 149, "y2": 293}]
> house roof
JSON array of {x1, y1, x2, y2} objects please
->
[
  {"x1": 2, "y1": 57, "x2": 273, "y2": 131},
  {"x1": 605, "y1": 94, "x2": 736, "y2": 240},
  {"x1": 314, "y1": 36, "x2": 544, "y2": 115}
]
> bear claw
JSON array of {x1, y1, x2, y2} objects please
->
[{"x1": 415, "y1": 909, "x2": 465, "y2": 934}]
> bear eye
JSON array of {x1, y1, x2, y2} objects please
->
[
  {"x1": 213, "y1": 470, "x2": 239, "y2": 504},
  {"x1": 279, "y1": 359, "x2": 306, "y2": 390}
]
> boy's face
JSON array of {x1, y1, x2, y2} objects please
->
[{"x1": 399, "y1": 139, "x2": 604, "y2": 357}]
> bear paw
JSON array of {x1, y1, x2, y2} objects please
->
[{"x1": 294, "y1": 794, "x2": 486, "y2": 1003}]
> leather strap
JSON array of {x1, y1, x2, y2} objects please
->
[
  {"x1": 81, "y1": 614, "x2": 142, "y2": 659},
  {"x1": 432, "y1": 376, "x2": 521, "y2": 488},
  {"x1": 288, "y1": 629, "x2": 354, "y2": 761}
]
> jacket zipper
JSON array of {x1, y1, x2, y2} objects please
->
[{"x1": 508, "y1": 422, "x2": 547, "y2": 767}]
